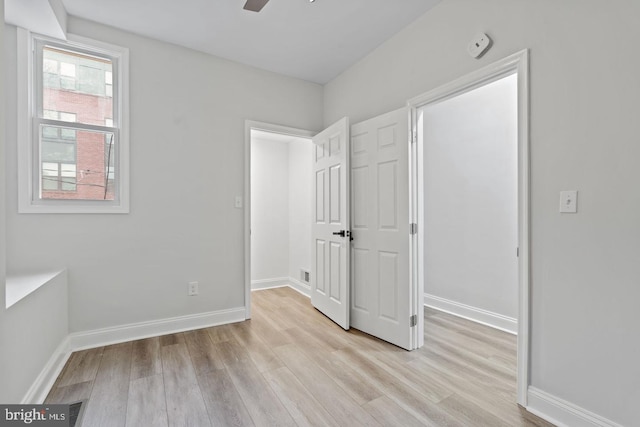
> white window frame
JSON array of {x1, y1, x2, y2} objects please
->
[{"x1": 17, "y1": 28, "x2": 130, "y2": 214}]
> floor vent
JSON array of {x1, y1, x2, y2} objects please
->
[
  {"x1": 69, "y1": 400, "x2": 86, "y2": 427},
  {"x1": 300, "y1": 269, "x2": 310, "y2": 283}
]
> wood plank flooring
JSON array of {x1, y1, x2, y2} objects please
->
[{"x1": 46, "y1": 287, "x2": 555, "y2": 426}]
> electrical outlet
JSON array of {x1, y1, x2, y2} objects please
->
[{"x1": 188, "y1": 281, "x2": 199, "y2": 296}]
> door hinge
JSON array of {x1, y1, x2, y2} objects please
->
[
  {"x1": 516, "y1": 247, "x2": 519, "y2": 257},
  {"x1": 410, "y1": 314, "x2": 418, "y2": 327},
  {"x1": 409, "y1": 223, "x2": 418, "y2": 235},
  {"x1": 411, "y1": 131, "x2": 417, "y2": 144}
]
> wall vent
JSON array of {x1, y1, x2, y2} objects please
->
[{"x1": 300, "y1": 269, "x2": 310, "y2": 283}]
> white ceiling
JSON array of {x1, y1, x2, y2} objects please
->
[{"x1": 60, "y1": 0, "x2": 441, "y2": 84}]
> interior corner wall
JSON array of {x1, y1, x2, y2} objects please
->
[
  {"x1": 251, "y1": 138, "x2": 290, "y2": 282},
  {"x1": 288, "y1": 139, "x2": 312, "y2": 282},
  {"x1": 0, "y1": 0, "x2": 9, "y2": 404},
  {"x1": 3, "y1": 17, "x2": 324, "y2": 333},
  {"x1": 323, "y1": 0, "x2": 640, "y2": 425},
  {"x1": 423, "y1": 74, "x2": 518, "y2": 320}
]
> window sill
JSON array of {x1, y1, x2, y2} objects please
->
[
  {"x1": 19, "y1": 199, "x2": 129, "y2": 214},
  {"x1": 19, "y1": 207, "x2": 129, "y2": 214}
]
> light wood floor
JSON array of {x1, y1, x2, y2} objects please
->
[{"x1": 46, "y1": 287, "x2": 554, "y2": 426}]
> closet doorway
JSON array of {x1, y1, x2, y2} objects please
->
[
  {"x1": 244, "y1": 122, "x2": 314, "y2": 319},
  {"x1": 409, "y1": 50, "x2": 530, "y2": 405}
]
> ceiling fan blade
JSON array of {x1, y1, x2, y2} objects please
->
[{"x1": 243, "y1": 0, "x2": 270, "y2": 12}]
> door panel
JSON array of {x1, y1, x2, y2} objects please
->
[
  {"x1": 378, "y1": 161, "x2": 398, "y2": 230},
  {"x1": 351, "y1": 166, "x2": 368, "y2": 228},
  {"x1": 315, "y1": 171, "x2": 325, "y2": 222},
  {"x1": 329, "y1": 165, "x2": 341, "y2": 223},
  {"x1": 329, "y1": 242, "x2": 342, "y2": 300},
  {"x1": 311, "y1": 118, "x2": 350, "y2": 330},
  {"x1": 350, "y1": 108, "x2": 411, "y2": 349},
  {"x1": 352, "y1": 248, "x2": 369, "y2": 311},
  {"x1": 315, "y1": 240, "x2": 325, "y2": 294},
  {"x1": 378, "y1": 251, "x2": 399, "y2": 321}
]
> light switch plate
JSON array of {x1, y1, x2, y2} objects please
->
[{"x1": 559, "y1": 191, "x2": 578, "y2": 213}]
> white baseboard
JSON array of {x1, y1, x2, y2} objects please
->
[
  {"x1": 251, "y1": 277, "x2": 290, "y2": 290},
  {"x1": 527, "y1": 387, "x2": 623, "y2": 427},
  {"x1": 23, "y1": 306, "x2": 245, "y2": 403},
  {"x1": 287, "y1": 277, "x2": 311, "y2": 297},
  {"x1": 68, "y1": 307, "x2": 246, "y2": 351},
  {"x1": 251, "y1": 277, "x2": 311, "y2": 297},
  {"x1": 424, "y1": 293, "x2": 517, "y2": 334},
  {"x1": 22, "y1": 337, "x2": 72, "y2": 404}
]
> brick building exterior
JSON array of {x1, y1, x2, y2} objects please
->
[{"x1": 41, "y1": 46, "x2": 114, "y2": 200}]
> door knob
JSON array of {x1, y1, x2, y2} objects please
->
[{"x1": 332, "y1": 230, "x2": 353, "y2": 241}]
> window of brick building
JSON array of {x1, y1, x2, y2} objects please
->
[{"x1": 18, "y1": 30, "x2": 129, "y2": 213}]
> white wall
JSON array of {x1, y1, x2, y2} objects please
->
[
  {"x1": 288, "y1": 140, "x2": 312, "y2": 281},
  {"x1": 423, "y1": 74, "x2": 518, "y2": 319},
  {"x1": 324, "y1": 1, "x2": 640, "y2": 425},
  {"x1": 3, "y1": 272, "x2": 69, "y2": 403},
  {"x1": 250, "y1": 136, "x2": 312, "y2": 287},
  {"x1": 3, "y1": 17, "x2": 324, "y2": 333},
  {"x1": 0, "y1": 0, "x2": 9, "y2": 404},
  {"x1": 251, "y1": 138, "x2": 290, "y2": 282}
]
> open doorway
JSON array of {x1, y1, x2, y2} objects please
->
[
  {"x1": 421, "y1": 73, "x2": 519, "y2": 334},
  {"x1": 244, "y1": 122, "x2": 315, "y2": 319},
  {"x1": 245, "y1": 115, "x2": 420, "y2": 351},
  {"x1": 250, "y1": 130, "x2": 313, "y2": 292},
  {"x1": 409, "y1": 50, "x2": 530, "y2": 405}
]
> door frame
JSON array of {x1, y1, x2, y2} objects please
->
[
  {"x1": 407, "y1": 49, "x2": 530, "y2": 405},
  {"x1": 244, "y1": 120, "x2": 315, "y2": 320}
]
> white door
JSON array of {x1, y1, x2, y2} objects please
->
[
  {"x1": 311, "y1": 118, "x2": 350, "y2": 330},
  {"x1": 349, "y1": 108, "x2": 412, "y2": 349}
]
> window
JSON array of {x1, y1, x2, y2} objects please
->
[
  {"x1": 105, "y1": 71, "x2": 113, "y2": 98},
  {"x1": 42, "y1": 162, "x2": 77, "y2": 191},
  {"x1": 18, "y1": 29, "x2": 129, "y2": 213}
]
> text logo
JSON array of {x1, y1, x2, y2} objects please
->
[{"x1": 0, "y1": 405, "x2": 69, "y2": 426}]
